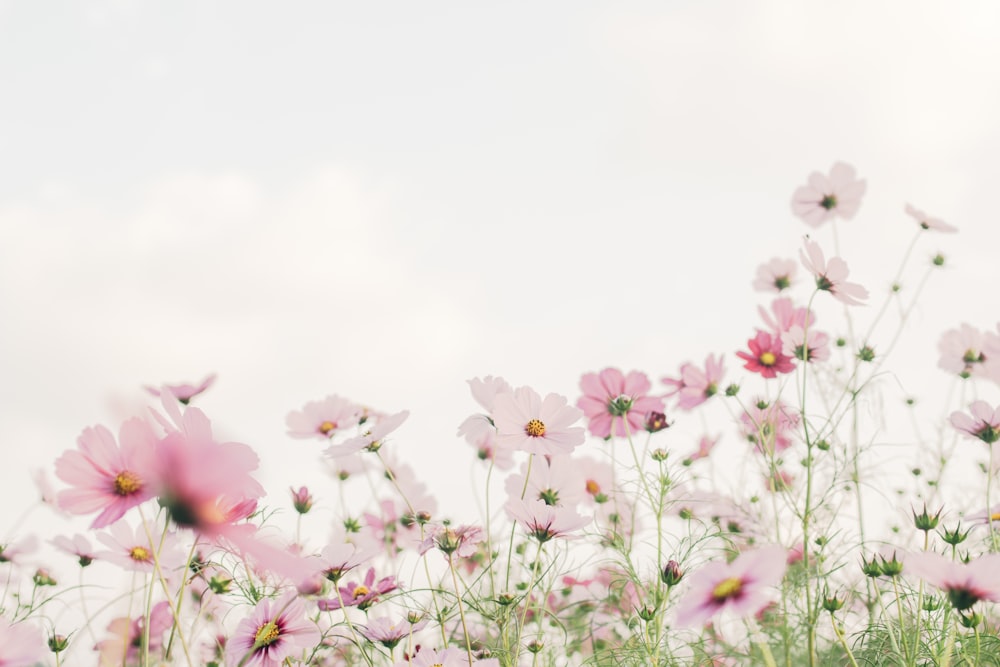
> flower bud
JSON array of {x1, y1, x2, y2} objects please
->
[
  {"x1": 661, "y1": 560, "x2": 683, "y2": 587},
  {"x1": 290, "y1": 486, "x2": 314, "y2": 514}
]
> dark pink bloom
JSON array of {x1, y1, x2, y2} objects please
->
[
  {"x1": 54, "y1": 418, "x2": 157, "y2": 529},
  {"x1": 674, "y1": 545, "x2": 787, "y2": 628},
  {"x1": 144, "y1": 373, "x2": 216, "y2": 404},
  {"x1": 906, "y1": 552, "x2": 1000, "y2": 610},
  {"x1": 736, "y1": 331, "x2": 795, "y2": 378},
  {"x1": 494, "y1": 387, "x2": 584, "y2": 456},
  {"x1": 752, "y1": 258, "x2": 797, "y2": 293},
  {"x1": 286, "y1": 394, "x2": 362, "y2": 440},
  {"x1": 905, "y1": 203, "x2": 957, "y2": 233},
  {"x1": 791, "y1": 162, "x2": 866, "y2": 227},
  {"x1": 800, "y1": 239, "x2": 869, "y2": 306},
  {"x1": 318, "y1": 567, "x2": 400, "y2": 612},
  {"x1": 225, "y1": 592, "x2": 320, "y2": 667},
  {"x1": 950, "y1": 401, "x2": 1000, "y2": 444},
  {"x1": 505, "y1": 498, "x2": 590, "y2": 542},
  {"x1": 0, "y1": 617, "x2": 46, "y2": 666},
  {"x1": 663, "y1": 354, "x2": 725, "y2": 410},
  {"x1": 577, "y1": 368, "x2": 665, "y2": 439}
]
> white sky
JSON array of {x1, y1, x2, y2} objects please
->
[{"x1": 3, "y1": 1, "x2": 1000, "y2": 549}]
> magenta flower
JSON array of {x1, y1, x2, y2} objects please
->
[
  {"x1": 0, "y1": 617, "x2": 46, "y2": 667},
  {"x1": 286, "y1": 394, "x2": 361, "y2": 440},
  {"x1": 324, "y1": 410, "x2": 409, "y2": 458},
  {"x1": 782, "y1": 325, "x2": 830, "y2": 363},
  {"x1": 938, "y1": 324, "x2": 988, "y2": 378},
  {"x1": 736, "y1": 331, "x2": 795, "y2": 379},
  {"x1": 950, "y1": 401, "x2": 1000, "y2": 444},
  {"x1": 493, "y1": 387, "x2": 585, "y2": 456},
  {"x1": 144, "y1": 373, "x2": 216, "y2": 404},
  {"x1": 674, "y1": 545, "x2": 787, "y2": 628},
  {"x1": 791, "y1": 162, "x2": 866, "y2": 227},
  {"x1": 752, "y1": 257, "x2": 797, "y2": 293},
  {"x1": 663, "y1": 354, "x2": 725, "y2": 410},
  {"x1": 318, "y1": 567, "x2": 400, "y2": 612},
  {"x1": 225, "y1": 592, "x2": 320, "y2": 667},
  {"x1": 577, "y1": 368, "x2": 665, "y2": 439},
  {"x1": 799, "y1": 239, "x2": 869, "y2": 306},
  {"x1": 54, "y1": 418, "x2": 157, "y2": 529},
  {"x1": 906, "y1": 552, "x2": 1000, "y2": 610},
  {"x1": 905, "y1": 203, "x2": 957, "y2": 233},
  {"x1": 505, "y1": 498, "x2": 590, "y2": 542}
]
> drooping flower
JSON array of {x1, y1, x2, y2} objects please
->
[
  {"x1": 286, "y1": 394, "x2": 362, "y2": 440},
  {"x1": 799, "y1": 239, "x2": 869, "y2": 306},
  {"x1": 0, "y1": 617, "x2": 46, "y2": 667},
  {"x1": 505, "y1": 498, "x2": 590, "y2": 543},
  {"x1": 791, "y1": 162, "x2": 866, "y2": 227},
  {"x1": 225, "y1": 592, "x2": 320, "y2": 667},
  {"x1": 938, "y1": 324, "x2": 989, "y2": 378},
  {"x1": 663, "y1": 354, "x2": 726, "y2": 410},
  {"x1": 781, "y1": 325, "x2": 830, "y2": 363},
  {"x1": 736, "y1": 331, "x2": 795, "y2": 378},
  {"x1": 324, "y1": 410, "x2": 409, "y2": 458},
  {"x1": 674, "y1": 545, "x2": 787, "y2": 628},
  {"x1": 950, "y1": 401, "x2": 1000, "y2": 444},
  {"x1": 577, "y1": 368, "x2": 665, "y2": 439},
  {"x1": 905, "y1": 552, "x2": 1000, "y2": 610},
  {"x1": 144, "y1": 374, "x2": 217, "y2": 404},
  {"x1": 752, "y1": 258, "x2": 797, "y2": 293},
  {"x1": 905, "y1": 203, "x2": 957, "y2": 233},
  {"x1": 684, "y1": 434, "x2": 720, "y2": 464},
  {"x1": 493, "y1": 387, "x2": 585, "y2": 456},
  {"x1": 54, "y1": 418, "x2": 157, "y2": 529}
]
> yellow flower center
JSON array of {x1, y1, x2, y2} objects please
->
[
  {"x1": 585, "y1": 479, "x2": 601, "y2": 495},
  {"x1": 712, "y1": 576, "x2": 743, "y2": 601},
  {"x1": 318, "y1": 420, "x2": 337, "y2": 435},
  {"x1": 759, "y1": 351, "x2": 776, "y2": 366},
  {"x1": 129, "y1": 546, "x2": 151, "y2": 562},
  {"x1": 254, "y1": 621, "x2": 281, "y2": 647},
  {"x1": 353, "y1": 585, "x2": 370, "y2": 598},
  {"x1": 114, "y1": 471, "x2": 142, "y2": 496},
  {"x1": 525, "y1": 419, "x2": 546, "y2": 437}
]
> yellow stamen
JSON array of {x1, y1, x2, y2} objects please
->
[
  {"x1": 525, "y1": 419, "x2": 546, "y2": 437},
  {"x1": 318, "y1": 420, "x2": 337, "y2": 435},
  {"x1": 712, "y1": 576, "x2": 742, "y2": 601},
  {"x1": 129, "y1": 546, "x2": 150, "y2": 562},
  {"x1": 585, "y1": 479, "x2": 601, "y2": 495},
  {"x1": 113, "y1": 471, "x2": 142, "y2": 496},
  {"x1": 353, "y1": 585, "x2": 370, "y2": 599},
  {"x1": 254, "y1": 621, "x2": 281, "y2": 647},
  {"x1": 759, "y1": 352, "x2": 776, "y2": 366}
]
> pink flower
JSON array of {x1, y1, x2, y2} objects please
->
[
  {"x1": 505, "y1": 455, "x2": 586, "y2": 507},
  {"x1": 663, "y1": 354, "x2": 725, "y2": 410},
  {"x1": 493, "y1": 387, "x2": 585, "y2": 456},
  {"x1": 96, "y1": 601, "x2": 172, "y2": 666},
  {"x1": 752, "y1": 258, "x2": 797, "y2": 293},
  {"x1": 0, "y1": 536, "x2": 38, "y2": 565},
  {"x1": 758, "y1": 297, "x2": 814, "y2": 335},
  {"x1": 938, "y1": 324, "x2": 988, "y2": 378},
  {"x1": 54, "y1": 418, "x2": 157, "y2": 529},
  {"x1": 741, "y1": 400, "x2": 799, "y2": 454},
  {"x1": 144, "y1": 373, "x2": 216, "y2": 404},
  {"x1": 577, "y1": 457, "x2": 614, "y2": 505},
  {"x1": 736, "y1": 331, "x2": 795, "y2": 378},
  {"x1": 225, "y1": 592, "x2": 320, "y2": 667},
  {"x1": 318, "y1": 567, "x2": 400, "y2": 612},
  {"x1": 0, "y1": 617, "x2": 46, "y2": 667},
  {"x1": 950, "y1": 401, "x2": 1000, "y2": 444},
  {"x1": 685, "y1": 434, "x2": 720, "y2": 464},
  {"x1": 674, "y1": 545, "x2": 787, "y2": 628},
  {"x1": 51, "y1": 533, "x2": 98, "y2": 567},
  {"x1": 324, "y1": 410, "x2": 409, "y2": 458},
  {"x1": 799, "y1": 239, "x2": 869, "y2": 306},
  {"x1": 395, "y1": 648, "x2": 500, "y2": 667},
  {"x1": 418, "y1": 524, "x2": 484, "y2": 559},
  {"x1": 505, "y1": 498, "x2": 590, "y2": 542},
  {"x1": 361, "y1": 615, "x2": 427, "y2": 650},
  {"x1": 791, "y1": 162, "x2": 866, "y2": 227},
  {"x1": 905, "y1": 203, "x2": 957, "y2": 233},
  {"x1": 96, "y1": 521, "x2": 183, "y2": 573},
  {"x1": 906, "y1": 552, "x2": 1000, "y2": 610},
  {"x1": 286, "y1": 394, "x2": 361, "y2": 440},
  {"x1": 457, "y1": 375, "x2": 513, "y2": 446},
  {"x1": 782, "y1": 325, "x2": 830, "y2": 363},
  {"x1": 577, "y1": 368, "x2": 665, "y2": 439}
]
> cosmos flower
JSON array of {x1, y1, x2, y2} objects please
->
[
  {"x1": 791, "y1": 162, "x2": 866, "y2": 227},
  {"x1": 505, "y1": 498, "x2": 590, "y2": 543},
  {"x1": 577, "y1": 368, "x2": 665, "y2": 439},
  {"x1": 938, "y1": 324, "x2": 988, "y2": 378},
  {"x1": 799, "y1": 239, "x2": 869, "y2": 306},
  {"x1": 493, "y1": 387, "x2": 585, "y2": 456},
  {"x1": 663, "y1": 355, "x2": 725, "y2": 410},
  {"x1": 318, "y1": 567, "x2": 401, "y2": 612},
  {"x1": 360, "y1": 615, "x2": 427, "y2": 650},
  {"x1": 457, "y1": 375, "x2": 513, "y2": 446},
  {"x1": 736, "y1": 331, "x2": 795, "y2": 378},
  {"x1": 324, "y1": 410, "x2": 409, "y2": 458},
  {"x1": 950, "y1": 401, "x2": 1000, "y2": 444},
  {"x1": 394, "y1": 648, "x2": 500, "y2": 667},
  {"x1": 286, "y1": 394, "x2": 362, "y2": 440},
  {"x1": 504, "y1": 455, "x2": 586, "y2": 507},
  {"x1": 96, "y1": 601, "x2": 173, "y2": 667},
  {"x1": 905, "y1": 203, "x2": 957, "y2": 233},
  {"x1": 0, "y1": 617, "x2": 46, "y2": 667},
  {"x1": 905, "y1": 552, "x2": 1000, "y2": 610},
  {"x1": 144, "y1": 374, "x2": 217, "y2": 404},
  {"x1": 225, "y1": 592, "x2": 320, "y2": 667},
  {"x1": 752, "y1": 258, "x2": 797, "y2": 293},
  {"x1": 781, "y1": 325, "x2": 830, "y2": 363}
]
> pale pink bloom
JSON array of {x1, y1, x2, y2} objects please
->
[
  {"x1": 595, "y1": 494, "x2": 639, "y2": 542},
  {"x1": 325, "y1": 410, "x2": 409, "y2": 458},
  {"x1": 905, "y1": 551, "x2": 1000, "y2": 610},
  {"x1": 379, "y1": 452, "x2": 438, "y2": 519},
  {"x1": 577, "y1": 368, "x2": 665, "y2": 439},
  {"x1": 950, "y1": 401, "x2": 1000, "y2": 444},
  {"x1": 364, "y1": 498, "x2": 424, "y2": 555},
  {"x1": 741, "y1": 400, "x2": 799, "y2": 454},
  {"x1": 799, "y1": 239, "x2": 869, "y2": 305},
  {"x1": 752, "y1": 258, "x2": 797, "y2": 293},
  {"x1": 494, "y1": 387, "x2": 585, "y2": 456},
  {"x1": 0, "y1": 535, "x2": 38, "y2": 565},
  {"x1": 418, "y1": 524, "x2": 484, "y2": 559},
  {"x1": 457, "y1": 375, "x2": 513, "y2": 446},
  {"x1": 0, "y1": 617, "x2": 46, "y2": 667},
  {"x1": 361, "y1": 615, "x2": 427, "y2": 650},
  {"x1": 674, "y1": 545, "x2": 787, "y2": 628},
  {"x1": 395, "y1": 648, "x2": 500, "y2": 667},
  {"x1": 316, "y1": 524, "x2": 380, "y2": 582},
  {"x1": 505, "y1": 497, "x2": 590, "y2": 542},
  {"x1": 938, "y1": 324, "x2": 989, "y2": 378},
  {"x1": 468, "y1": 429, "x2": 516, "y2": 470},
  {"x1": 225, "y1": 592, "x2": 320, "y2": 667},
  {"x1": 736, "y1": 330, "x2": 795, "y2": 378},
  {"x1": 505, "y1": 455, "x2": 586, "y2": 507},
  {"x1": 663, "y1": 354, "x2": 726, "y2": 410},
  {"x1": 96, "y1": 601, "x2": 172, "y2": 666},
  {"x1": 782, "y1": 325, "x2": 830, "y2": 363},
  {"x1": 685, "y1": 434, "x2": 720, "y2": 464},
  {"x1": 96, "y1": 521, "x2": 183, "y2": 573},
  {"x1": 286, "y1": 394, "x2": 362, "y2": 440},
  {"x1": 31, "y1": 468, "x2": 62, "y2": 511},
  {"x1": 145, "y1": 373, "x2": 216, "y2": 404},
  {"x1": 326, "y1": 452, "x2": 371, "y2": 481},
  {"x1": 905, "y1": 203, "x2": 957, "y2": 233},
  {"x1": 318, "y1": 567, "x2": 400, "y2": 611},
  {"x1": 758, "y1": 297, "x2": 814, "y2": 335},
  {"x1": 576, "y1": 457, "x2": 615, "y2": 504},
  {"x1": 54, "y1": 418, "x2": 157, "y2": 529},
  {"x1": 791, "y1": 162, "x2": 866, "y2": 227},
  {"x1": 51, "y1": 533, "x2": 98, "y2": 567}
]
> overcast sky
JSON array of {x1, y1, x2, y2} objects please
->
[{"x1": 2, "y1": 2, "x2": 1000, "y2": 543}]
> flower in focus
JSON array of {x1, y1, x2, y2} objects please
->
[
  {"x1": 144, "y1": 374, "x2": 216, "y2": 404},
  {"x1": 286, "y1": 394, "x2": 362, "y2": 440},
  {"x1": 225, "y1": 592, "x2": 320, "y2": 667},
  {"x1": 950, "y1": 401, "x2": 1000, "y2": 444},
  {"x1": 493, "y1": 387, "x2": 585, "y2": 456},
  {"x1": 577, "y1": 368, "x2": 665, "y2": 439},
  {"x1": 905, "y1": 552, "x2": 1000, "y2": 610},
  {"x1": 938, "y1": 324, "x2": 989, "y2": 378},
  {"x1": 674, "y1": 545, "x2": 787, "y2": 628},
  {"x1": 905, "y1": 203, "x2": 957, "y2": 233},
  {"x1": 799, "y1": 239, "x2": 869, "y2": 306},
  {"x1": 0, "y1": 617, "x2": 46, "y2": 667},
  {"x1": 752, "y1": 258, "x2": 797, "y2": 293},
  {"x1": 325, "y1": 410, "x2": 409, "y2": 458},
  {"x1": 54, "y1": 418, "x2": 157, "y2": 529},
  {"x1": 791, "y1": 162, "x2": 866, "y2": 227},
  {"x1": 505, "y1": 498, "x2": 590, "y2": 543},
  {"x1": 781, "y1": 325, "x2": 830, "y2": 363},
  {"x1": 663, "y1": 354, "x2": 725, "y2": 410},
  {"x1": 736, "y1": 331, "x2": 795, "y2": 379}
]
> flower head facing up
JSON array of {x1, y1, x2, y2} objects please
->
[
  {"x1": 905, "y1": 203, "x2": 957, "y2": 233},
  {"x1": 906, "y1": 552, "x2": 1000, "y2": 611},
  {"x1": 799, "y1": 239, "x2": 869, "y2": 306},
  {"x1": 950, "y1": 401, "x2": 1000, "y2": 444},
  {"x1": 226, "y1": 592, "x2": 320, "y2": 667},
  {"x1": 674, "y1": 545, "x2": 787, "y2": 628},
  {"x1": 493, "y1": 387, "x2": 584, "y2": 456},
  {"x1": 736, "y1": 331, "x2": 795, "y2": 379},
  {"x1": 791, "y1": 162, "x2": 866, "y2": 227},
  {"x1": 577, "y1": 368, "x2": 665, "y2": 439}
]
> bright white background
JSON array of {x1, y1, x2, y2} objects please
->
[{"x1": 2, "y1": 2, "x2": 1000, "y2": 545}]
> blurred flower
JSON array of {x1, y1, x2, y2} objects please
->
[
  {"x1": 494, "y1": 387, "x2": 584, "y2": 456},
  {"x1": 905, "y1": 203, "x2": 956, "y2": 233},
  {"x1": 782, "y1": 325, "x2": 830, "y2": 363},
  {"x1": 663, "y1": 354, "x2": 725, "y2": 410},
  {"x1": 325, "y1": 410, "x2": 409, "y2": 458},
  {"x1": 938, "y1": 324, "x2": 988, "y2": 378},
  {"x1": 791, "y1": 162, "x2": 866, "y2": 227},
  {"x1": 800, "y1": 239, "x2": 868, "y2": 306},
  {"x1": 144, "y1": 373, "x2": 216, "y2": 404},
  {"x1": 96, "y1": 601, "x2": 172, "y2": 667},
  {"x1": 906, "y1": 552, "x2": 1000, "y2": 611},
  {"x1": 950, "y1": 401, "x2": 1000, "y2": 444},
  {"x1": 286, "y1": 394, "x2": 361, "y2": 440},
  {"x1": 752, "y1": 257, "x2": 797, "y2": 293}
]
